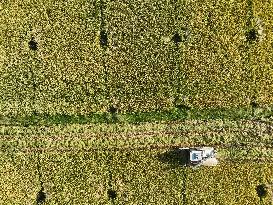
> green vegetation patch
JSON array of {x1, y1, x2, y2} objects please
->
[{"x1": 0, "y1": 105, "x2": 273, "y2": 127}]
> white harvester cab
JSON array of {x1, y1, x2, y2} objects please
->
[{"x1": 179, "y1": 147, "x2": 218, "y2": 167}]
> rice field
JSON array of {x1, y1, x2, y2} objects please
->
[
  {"x1": 0, "y1": 119, "x2": 273, "y2": 204},
  {"x1": 1, "y1": 149, "x2": 273, "y2": 204},
  {"x1": 1, "y1": 0, "x2": 273, "y2": 204},
  {"x1": 1, "y1": 0, "x2": 273, "y2": 116}
]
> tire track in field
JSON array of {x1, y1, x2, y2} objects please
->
[
  {"x1": 71, "y1": 118, "x2": 268, "y2": 137},
  {"x1": 0, "y1": 118, "x2": 272, "y2": 136},
  {"x1": 0, "y1": 128, "x2": 273, "y2": 144},
  {"x1": 11, "y1": 141, "x2": 273, "y2": 154},
  {"x1": 1, "y1": 125, "x2": 273, "y2": 154},
  {"x1": 1, "y1": 119, "x2": 273, "y2": 157}
]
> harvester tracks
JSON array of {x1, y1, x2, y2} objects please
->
[
  {"x1": 0, "y1": 126, "x2": 272, "y2": 141},
  {"x1": 7, "y1": 141, "x2": 273, "y2": 154}
]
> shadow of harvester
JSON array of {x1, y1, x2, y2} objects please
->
[{"x1": 157, "y1": 148, "x2": 190, "y2": 169}]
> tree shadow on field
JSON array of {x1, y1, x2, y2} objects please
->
[
  {"x1": 246, "y1": 28, "x2": 258, "y2": 43},
  {"x1": 175, "y1": 104, "x2": 191, "y2": 111},
  {"x1": 256, "y1": 184, "x2": 268, "y2": 198},
  {"x1": 29, "y1": 37, "x2": 38, "y2": 51},
  {"x1": 36, "y1": 187, "x2": 46, "y2": 204},
  {"x1": 107, "y1": 189, "x2": 117, "y2": 200},
  {"x1": 172, "y1": 33, "x2": 182, "y2": 44},
  {"x1": 157, "y1": 148, "x2": 190, "y2": 169},
  {"x1": 100, "y1": 30, "x2": 108, "y2": 47},
  {"x1": 106, "y1": 105, "x2": 118, "y2": 123}
]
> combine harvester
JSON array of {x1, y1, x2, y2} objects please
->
[{"x1": 179, "y1": 147, "x2": 218, "y2": 168}]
